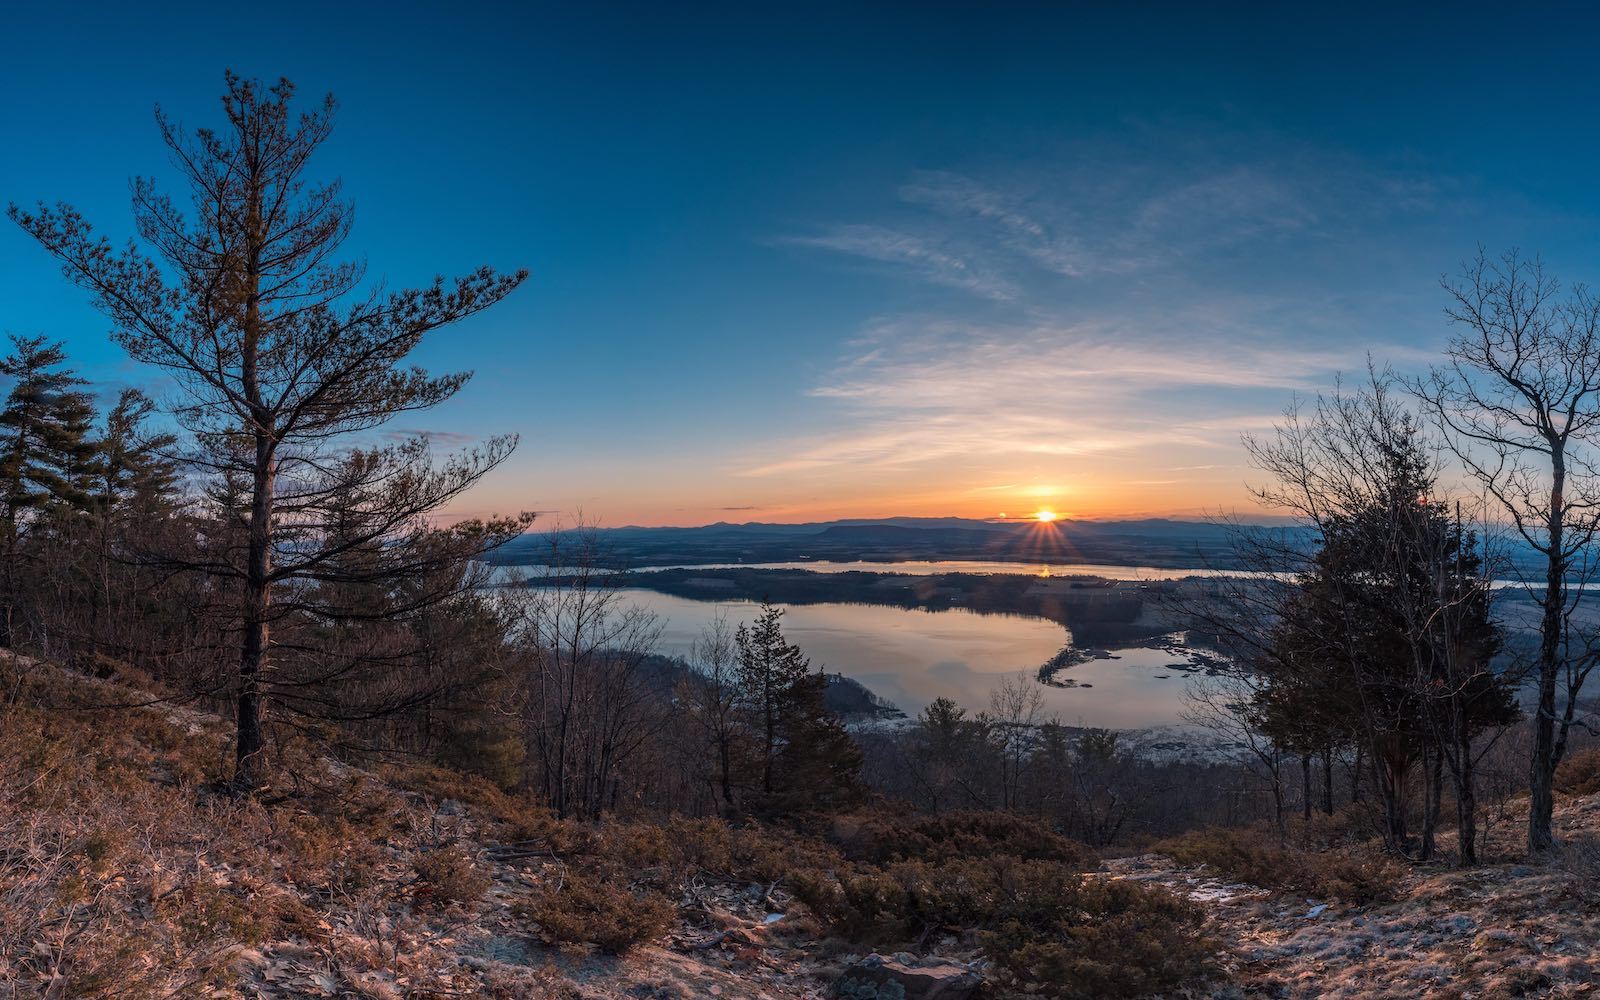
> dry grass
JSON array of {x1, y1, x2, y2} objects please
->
[
  {"x1": 1154, "y1": 825, "x2": 1402, "y2": 903},
  {"x1": 0, "y1": 654, "x2": 550, "y2": 998},
  {"x1": 1554, "y1": 746, "x2": 1600, "y2": 796},
  {"x1": 514, "y1": 870, "x2": 675, "y2": 954},
  {"x1": 11, "y1": 649, "x2": 1596, "y2": 999}
]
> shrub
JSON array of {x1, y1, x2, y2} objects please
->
[
  {"x1": 1289, "y1": 802, "x2": 1383, "y2": 850},
  {"x1": 1555, "y1": 834, "x2": 1600, "y2": 887},
  {"x1": 790, "y1": 864, "x2": 910, "y2": 940},
  {"x1": 156, "y1": 876, "x2": 271, "y2": 948},
  {"x1": 271, "y1": 814, "x2": 389, "y2": 894},
  {"x1": 517, "y1": 870, "x2": 674, "y2": 954},
  {"x1": 1154, "y1": 826, "x2": 1398, "y2": 904},
  {"x1": 383, "y1": 764, "x2": 528, "y2": 825},
  {"x1": 829, "y1": 809, "x2": 1093, "y2": 868},
  {"x1": 1555, "y1": 747, "x2": 1600, "y2": 796},
  {"x1": 412, "y1": 844, "x2": 491, "y2": 909},
  {"x1": 593, "y1": 815, "x2": 844, "y2": 891},
  {"x1": 794, "y1": 854, "x2": 1215, "y2": 1000},
  {"x1": 980, "y1": 864, "x2": 1217, "y2": 1000}
]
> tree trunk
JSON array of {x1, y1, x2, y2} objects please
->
[
  {"x1": 1374, "y1": 744, "x2": 1408, "y2": 854},
  {"x1": 1321, "y1": 748, "x2": 1335, "y2": 815},
  {"x1": 718, "y1": 732, "x2": 735, "y2": 812},
  {"x1": 234, "y1": 191, "x2": 271, "y2": 795},
  {"x1": 1456, "y1": 720, "x2": 1478, "y2": 867},
  {"x1": 1420, "y1": 748, "x2": 1442, "y2": 862},
  {"x1": 0, "y1": 524, "x2": 13, "y2": 650},
  {"x1": 1529, "y1": 453, "x2": 1564, "y2": 852},
  {"x1": 234, "y1": 431, "x2": 274, "y2": 792},
  {"x1": 1301, "y1": 753, "x2": 1313, "y2": 822},
  {"x1": 1269, "y1": 749, "x2": 1286, "y2": 842},
  {"x1": 762, "y1": 698, "x2": 775, "y2": 795}
]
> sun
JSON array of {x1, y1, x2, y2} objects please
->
[{"x1": 1033, "y1": 509, "x2": 1059, "y2": 523}]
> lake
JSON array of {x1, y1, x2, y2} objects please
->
[{"x1": 619, "y1": 588, "x2": 1200, "y2": 730}]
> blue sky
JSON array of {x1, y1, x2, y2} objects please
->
[{"x1": 3, "y1": 2, "x2": 1600, "y2": 524}]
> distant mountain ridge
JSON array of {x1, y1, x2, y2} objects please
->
[{"x1": 492, "y1": 515, "x2": 1276, "y2": 571}]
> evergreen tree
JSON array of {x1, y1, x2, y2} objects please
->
[
  {"x1": 0, "y1": 335, "x2": 99, "y2": 647},
  {"x1": 95, "y1": 389, "x2": 179, "y2": 519},
  {"x1": 1264, "y1": 426, "x2": 1516, "y2": 855},
  {"x1": 734, "y1": 602, "x2": 862, "y2": 809},
  {"x1": 13, "y1": 74, "x2": 529, "y2": 791},
  {"x1": 0, "y1": 336, "x2": 97, "y2": 520},
  {"x1": 735, "y1": 602, "x2": 815, "y2": 796},
  {"x1": 907, "y1": 696, "x2": 988, "y2": 813}
]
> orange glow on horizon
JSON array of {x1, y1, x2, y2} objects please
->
[{"x1": 1034, "y1": 509, "x2": 1059, "y2": 523}]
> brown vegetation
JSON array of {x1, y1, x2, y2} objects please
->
[
  {"x1": 1153, "y1": 825, "x2": 1402, "y2": 904},
  {"x1": 516, "y1": 873, "x2": 675, "y2": 954}
]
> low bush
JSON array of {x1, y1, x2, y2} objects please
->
[
  {"x1": 1154, "y1": 826, "x2": 1398, "y2": 903},
  {"x1": 156, "y1": 876, "x2": 272, "y2": 948},
  {"x1": 382, "y1": 764, "x2": 534, "y2": 828},
  {"x1": 827, "y1": 809, "x2": 1094, "y2": 868},
  {"x1": 268, "y1": 813, "x2": 391, "y2": 894},
  {"x1": 793, "y1": 855, "x2": 1215, "y2": 1000},
  {"x1": 412, "y1": 843, "x2": 491, "y2": 909},
  {"x1": 1288, "y1": 802, "x2": 1385, "y2": 850},
  {"x1": 1555, "y1": 747, "x2": 1600, "y2": 796},
  {"x1": 587, "y1": 814, "x2": 844, "y2": 893},
  {"x1": 517, "y1": 870, "x2": 675, "y2": 954},
  {"x1": 980, "y1": 863, "x2": 1217, "y2": 1000}
]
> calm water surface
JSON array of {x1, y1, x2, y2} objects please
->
[{"x1": 621, "y1": 589, "x2": 1197, "y2": 730}]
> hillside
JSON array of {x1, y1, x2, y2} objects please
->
[{"x1": 4, "y1": 651, "x2": 1598, "y2": 999}]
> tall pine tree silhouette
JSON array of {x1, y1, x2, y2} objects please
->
[{"x1": 0, "y1": 336, "x2": 98, "y2": 647}]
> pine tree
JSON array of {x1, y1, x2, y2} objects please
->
[
  {"x1": 0, "y1": 336, "x2": 99, "y2": 647},
  {"x1": 0, "y1": 336, "x2": 97, "y2": 519},
  {"x1": 13, "y1": 74, "x2": 529, "y2": 791},
  {"x1": 734, "y1": 602, "x2": 862, "y2": 809},
  {"x1": 735, "y1": 603, "x2": 815, "y2": 796},
  {"x1": 769, "y1": 668, "x2": 864, "y2": 810},
  {"x1": 1265, "y1": 426, "x2": 1516, "y2": 856},
  {"x1": 95, "y1": 389, "x2": 179, "y2": 519},
  {"x1": 908, "y1": 696, "x2": 985, "y2": 813}
]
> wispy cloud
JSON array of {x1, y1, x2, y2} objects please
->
[
  {"x1": 898, "y1": 171, "x2": 1095, "y2": 278},
  {"x1": 1130, "y1": 167, "x2": 1318, "y2": 249},
  {"x1": 741, "y1": 312, "x2": 1349, "y2": 477},
  {"x1": 750, "y1": 141, "x2": 1454, "y2": 512},
  {"x1": 781, "y1": 144, "x2": 1440, "y2": 301},
  {"x1": 780, "y1": 225, "x2": 1020, "y2": 301}
]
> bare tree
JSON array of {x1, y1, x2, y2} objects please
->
[
  {"x1": 1183, "y1": 671, "x2": 1289, "y2": 837},
  {"x1": 989, "y1": 672, "x2": 1044, "y2": 811},
  {"x1": 505, "y1": 528, "x2": 665, "y2": 820},
  {"x1": 9, "y1": 73, "x2": 529, "y2": 791},
  {"x1": 679, "y1": 613, "x2": 743, "y2": 814},
  {"x1": 1413, "y1": 249, "x2": 1600, "y2": 852}
]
